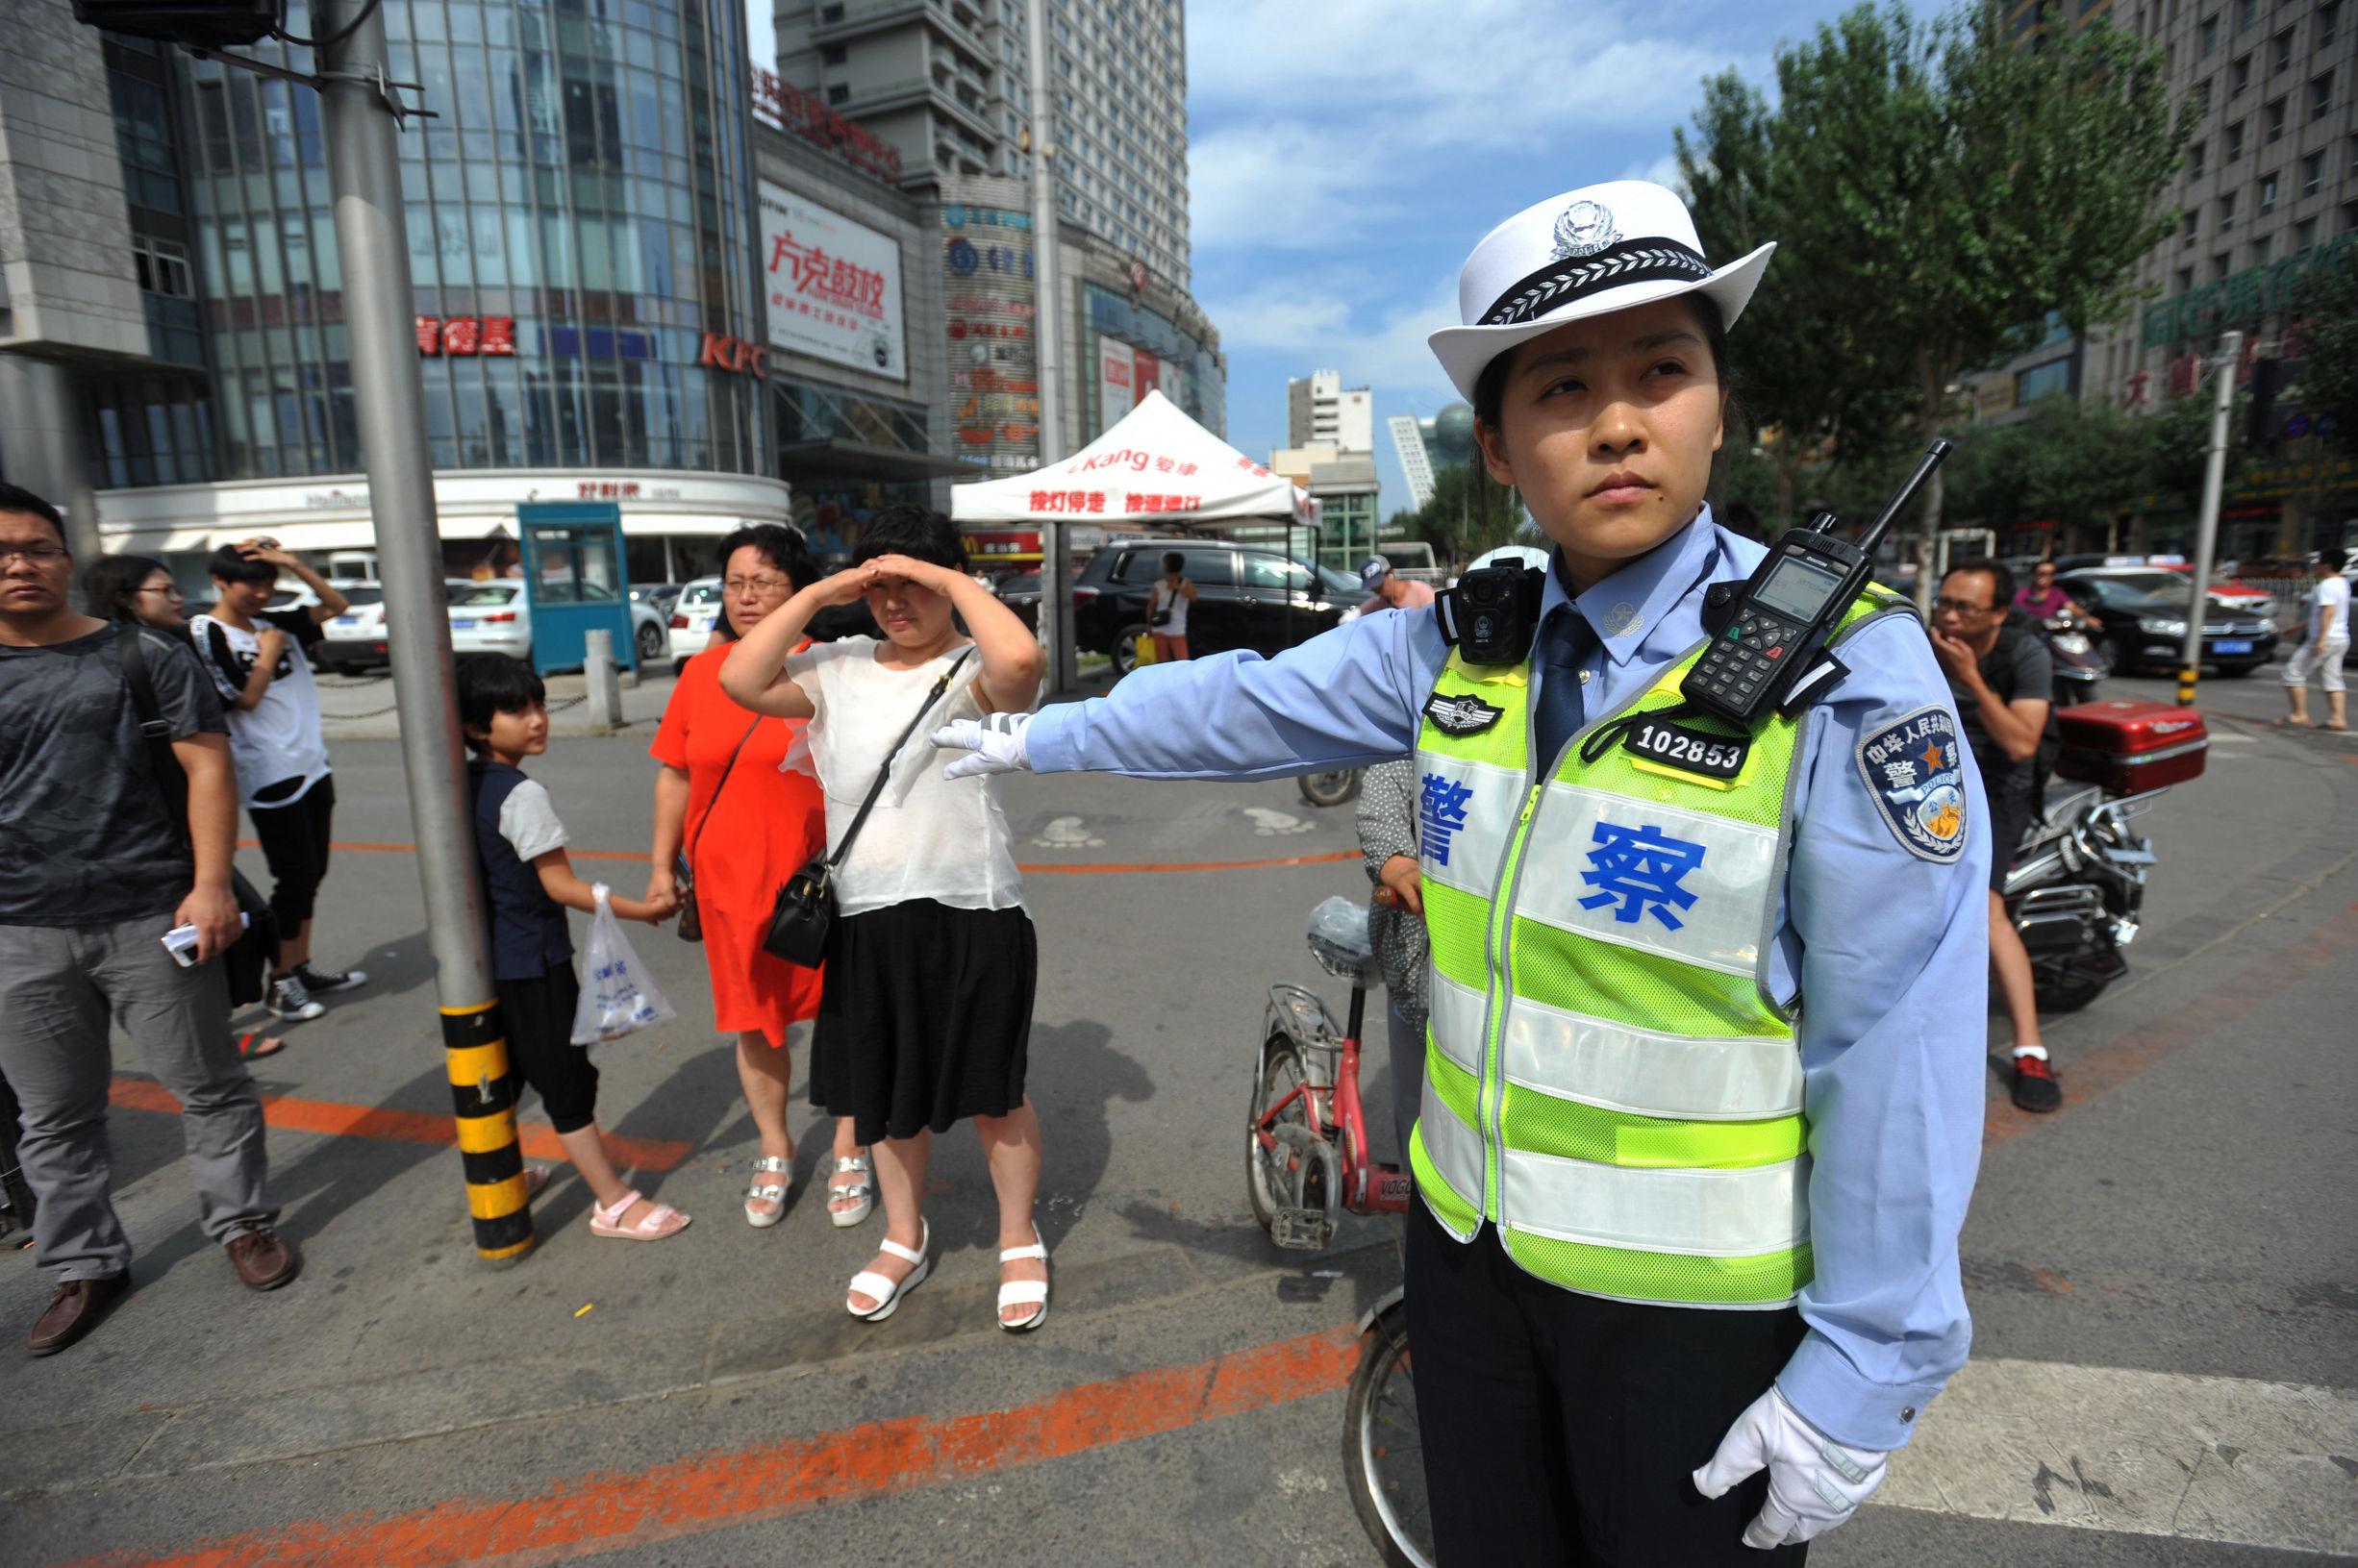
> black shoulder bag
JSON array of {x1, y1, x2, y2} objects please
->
[
  {"x1": 118, "y1": 625, "x2": 279, "y2": 1008},
  {"x1": 763, "y1": 647, "x2": 974, "y2": 967},
  {"x1": 675, "y1": 715, "x2": 762, "y2": 944}
]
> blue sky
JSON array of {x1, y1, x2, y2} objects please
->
[{"x1": 1181, "y1": 0, "x2": 1872, "y2": 521}]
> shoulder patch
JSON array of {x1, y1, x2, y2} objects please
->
[
  {"x1": 1854, "y1": 705, "x2": 1969, "y2": 864},
  {"x1": 1424, "y1": 690, "x2": 1505, "y2": 736}
]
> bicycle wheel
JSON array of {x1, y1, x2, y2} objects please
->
[
  {"x1": 1343, "y1": 1302, "x2": 1433, "y2": 1568},
  {"x1": 1245, "y1": 1038, "x2": 1309, "y2": 1232}
]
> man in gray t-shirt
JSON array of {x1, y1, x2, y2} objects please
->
[{"x1": 0, "y1": 483, "x2": 298, "y2": 1358}]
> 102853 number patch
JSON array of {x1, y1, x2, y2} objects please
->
[{"x1": 1620, "y1": 716, "x2": 1750, "y2": 781}]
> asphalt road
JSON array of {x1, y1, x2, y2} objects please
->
[{"x1": 1, "y1": 667, "x2": 2352, "y2": 1567}]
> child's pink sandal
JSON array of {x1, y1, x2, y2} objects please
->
[{"x1": 589, "y1": 1189, "x2": 690, "y2": 1242}]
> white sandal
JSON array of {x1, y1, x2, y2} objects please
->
[
  {"x1": 997, "y1": 1223, "x2": 1050, "y2": 1333},
  {"x1": 743, "y1": 1155, "x2": 791, "y2": 1230},
  {"x1": 845, "y1": 1220, "x2": 930, "y2": 1322},
  {"x1": 826, "y1": 1154, "x2": 874, "y2": 1229}
]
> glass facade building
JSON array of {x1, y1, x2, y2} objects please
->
[{"x1": 88, "y1": 0, "x2": 770, "y2": 491}]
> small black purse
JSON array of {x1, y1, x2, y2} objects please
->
[{"x1": 764, "y1": 648, "x2": 974, "y2": 967}]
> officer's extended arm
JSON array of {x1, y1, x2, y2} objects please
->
[{"x1": 935, "y1": 610, "x2": 1447, "y2": 780}]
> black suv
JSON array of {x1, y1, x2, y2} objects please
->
[{"x1": 1045, "y1": 539, "x2": 1364, "y2": 675}]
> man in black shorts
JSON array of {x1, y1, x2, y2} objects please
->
[{"x1": 1930, "y1": 559, "x2": 2060, "y2": 1112}]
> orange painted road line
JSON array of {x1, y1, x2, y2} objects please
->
[
  {"x1": 240, "y1": 836, "x2": 1359, "y2": 875},
  {"x1": 1984, "y1": 898, "x2": 2358, "y2": 1151},
  {"x1": 108, "y1": 1079, "x2": 692, "y2": 1174},
  {"x1": 68, "y1": 1322, "x2": 1361, "y2": 1568}
]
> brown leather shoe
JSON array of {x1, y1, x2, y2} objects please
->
[
  {"x1": 225, "y1": 1227, "x2": 299, "y2": 1291},
  {"x1": 26, "y1": 1273, "x2": 130, "y2": 1356}
]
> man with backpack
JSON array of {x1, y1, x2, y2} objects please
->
[
  {"x1": 0, "y1": 482, "x2": 297, "y2": 1357},
  {"x1": 1930, "y1": 558, "x2": 2061, "y2": 1113}
]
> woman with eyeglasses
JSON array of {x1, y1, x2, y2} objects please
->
[
  {"x1": 81, "y1": 554, "x2": 286, "y2": 1062},
  {"x1": 647, "y1": 525, "x2": 867, "y2": 1231}
]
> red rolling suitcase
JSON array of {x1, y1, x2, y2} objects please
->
[{"x1": 2052, "y1": 700, "x2": 2209, "y2": 796}]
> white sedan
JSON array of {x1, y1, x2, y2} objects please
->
[
  {"x1": 446, "y1": 582, "x2": 671, "y2": 666},
  {"x1": 665, "y1": 576, "x2": 725, "y2": 670}
]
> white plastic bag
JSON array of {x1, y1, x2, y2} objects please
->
[{"x1": 569, "y1": 884, "x2": 678, "y2": 1045}]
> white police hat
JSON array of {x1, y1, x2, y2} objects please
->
[{"x1": 1427, "y1": 180, "x2": 1775, "y2": 404}]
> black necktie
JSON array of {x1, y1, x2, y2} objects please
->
[{"x1": 1533, "y1": 605, "x2": 1595, "y2": 769}]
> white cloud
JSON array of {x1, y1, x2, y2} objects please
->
[{"x1": 1196, "y1": 276, "x2": 1464, "y2": 406}]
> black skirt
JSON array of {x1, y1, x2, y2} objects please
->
[{"x1": 810, "y1": 899, "x2": 1037, "y2": 1145}]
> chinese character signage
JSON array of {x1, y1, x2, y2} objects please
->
[
  {"x1": 759, "y1": 181, "x2": 906, "y2": 383},
  {"x1": 943, "y1": 204, "x2": 1040, "y2": 474},
  {"x1": 748, "y1": 66, "x2": 902, "y2": 184},
  {"x1": 416, "y1": 315, "x2": 516, "y2": 357}
]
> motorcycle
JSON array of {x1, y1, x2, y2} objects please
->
[
  {"x1": 2041, "y1": 610, "x2": 2110, "y2": 705},
  {"x1": 1296, "y1": 768, "x2": 1364, "y2": 809},
  {"x1": 2003, "y1": 784, "x2": 2162, "y2": 1012}
]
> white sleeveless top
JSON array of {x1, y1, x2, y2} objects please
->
[
  {"x1": 782, "y1": 637, "x2": 1028, "y2": 917},
  {"x1": 1150, "y1": 579, "x2": 1191, "y2": 636}
]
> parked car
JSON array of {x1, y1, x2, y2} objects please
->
[
  {"x1": 666, "y1": 576, "x2": 724, "y2": 669},
  {"x1": 2059, "y1": 571, "x2": 2278, "y2": 675},
  {"x1": 450, "y1": 581, "x2": 670, "y2": 666},
  {"x1": 2074, "y1": 563, "x2": 2272, "y2": 622},
  {"x1": 315, "y1": 579, "x2": 479, "y2": 673},
  {"x1": 631, "y1": 582, "x2": 687, "y2": 620},
  {"x1": 1066, "y1": 539, "x2": 1363, "y2": 677}
]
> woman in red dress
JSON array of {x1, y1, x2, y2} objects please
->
[{"x1": 647, "y1": 526, "x2": 869, "y2": 1230}]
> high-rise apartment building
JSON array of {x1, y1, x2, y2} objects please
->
[
  {"x1": 1388, "y1": 413, "x2": 1437, "y2": 510},
  {"x1": 1288, "y1": 368, "x2": 1372, "y2": 454},
  {"x1": 1970, "y1": 0, "x2": 2356, "y2": 560},
  {"x1": 774, "y1": 0, "x2": 1191, "y2": 290}
]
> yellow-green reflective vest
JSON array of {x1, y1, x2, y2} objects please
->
[{"x1": 1407, "y1": 591, "x2": 1915, "y2": 1308}]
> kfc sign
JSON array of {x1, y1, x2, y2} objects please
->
[{"x1": 698, "y1": 333, "x2": 768, "y2": 380}]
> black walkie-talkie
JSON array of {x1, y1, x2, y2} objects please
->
[{"x1": 1681, "y1": 440, "x2": 1953, "y2": 725}]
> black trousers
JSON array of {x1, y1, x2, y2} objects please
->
[
  {"x1": 247, "y1": 776, "x2": 336, "y2": 933},
  {"x1": 1404, "y1": 1200, "x2": 1810, "y2": 1567}
]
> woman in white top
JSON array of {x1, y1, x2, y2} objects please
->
[
  {"x1": 2279, "y1": 549, "x2": 2352, "y2": 732},
  {"x1": 720, "y1": 507, "x2": 1052, "y2": 1331},
  {"x1": 1148, "y1": 550, "x2": 1196, "y2": 663}
]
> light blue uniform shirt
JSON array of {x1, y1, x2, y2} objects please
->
[{"x1": 1026, "y1": 511, "x2": 1988, "y2": 1452}]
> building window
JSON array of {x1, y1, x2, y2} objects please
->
[
  {"x1": 819, "y1": 43, "x2": 846, "y2": 64},
  {"x1": 2313, "y1": 73, "x2": 2334, "y2": 122},
  {"x1": 2176, "y1": 265, "x2": 2195, "y2": 292},
  {"x1": 2323, "y1": 3, "x2": 2341, "y2": 49},
  {"x1": 2183, "y1": 210, "x2": 2198, "y2": 246},
  {"x1": 2190, "y1": 79, "x2": 2211, "y2": 119},
  {"x1": 2189, "y1": 138, "x2": 2206, "y2": 178},
  {"x1": 2235, "y1": 0, "x2": 2255, "y2": 31},
  {"x1": 2214, "y1": 250, "x2": 2232, "y2": 281},
  {"x1": 2259, "y1": 172, "x2": 2277, "y2": 213},
  {"x1": 2230, "y1": 53, "x2": 2250, "y2": 94},
  {"x1": 2199, "y1": 12, "x2": 2219, "y2": 54},
  {"x1": 2224, "y1": 119, "x2": 2245, "y2": 161},
  {"x1": 819, "y1": 3, "x2": 843, "y2": 19},
  {"x1": 2305, "y1": 151, "x2": 2325, "y2": 195},
  {"x1": 2016, "y1": 358, "x2": 2071, "y2": 404},
  {"x1": 2266, "y1": 97, "x2": 2287, "y2": 142},
  {"x1": 827, "y1": 83, "x2": 849, "y2": 105},
  {"x1": 2295, "y1": 216, "x2": 2319, "y2": 251},
  {"x1": 130, "y1": 235, "x2": 191, "y2": 298},
  {"x1": 2219, "y1": 191, "x2": 2236, "y2": 228},
  {"x1": 2270, "y1": 29, "x2": 2294, "y2": 74},
  {"x1": 2252, "y1": 235, "x2": 2270, "y2": 266}
]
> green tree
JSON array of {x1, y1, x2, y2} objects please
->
[
  {"x1": 1404, "y1": 460, "x2": 1532, "y2": 566},
  {"x1": 2290, "y1": 250, "x2": 2358, "y2": 455},
  {"x1": 1944, "y1": 396, "x2": 2155, "y2": 537},
  {"x1": 1685, "y1": 3, "x2": 2188, "y2": 600}
]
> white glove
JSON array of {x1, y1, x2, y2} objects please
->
[
  {"x1": 934, "y1": 711, "x2": 1035, "y2": 781},
  {"x1": 1692, "y1": 1386, "x2": 1889, "y2": 1550}
]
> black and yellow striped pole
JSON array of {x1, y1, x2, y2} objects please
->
[
  {"x1": 2176, "y1": 329, "x2": 2244, "y2": 709},
  {"x1": 443, "y1": 1000, "x2": 534, "y2": 1259},
  {"x1": 314, "y1": 0, "x2": 538, "y2": 1261}
]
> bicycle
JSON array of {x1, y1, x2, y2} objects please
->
[{"x1": 1247, "y1": 896, "x2": 1432, "y2": 1568}]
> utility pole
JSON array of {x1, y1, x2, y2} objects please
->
[
  {"x1": 317, "y1": 0, "x2": 532, "y2": 1258},
  {"x1": 2177, "y1": 329, "x2": 2242, "y2": 709},
  {"x1": 1025, "y1": 0, "x2": 1074, "y2": 695}
]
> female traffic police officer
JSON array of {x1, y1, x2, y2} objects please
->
[{"x1": 937, "y1": 181, "x2": 1989, "y2": 1564}]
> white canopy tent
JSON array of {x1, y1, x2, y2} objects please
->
[{"x1": 948, "y1": 389, "x2": 1317, "y2": 530}]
